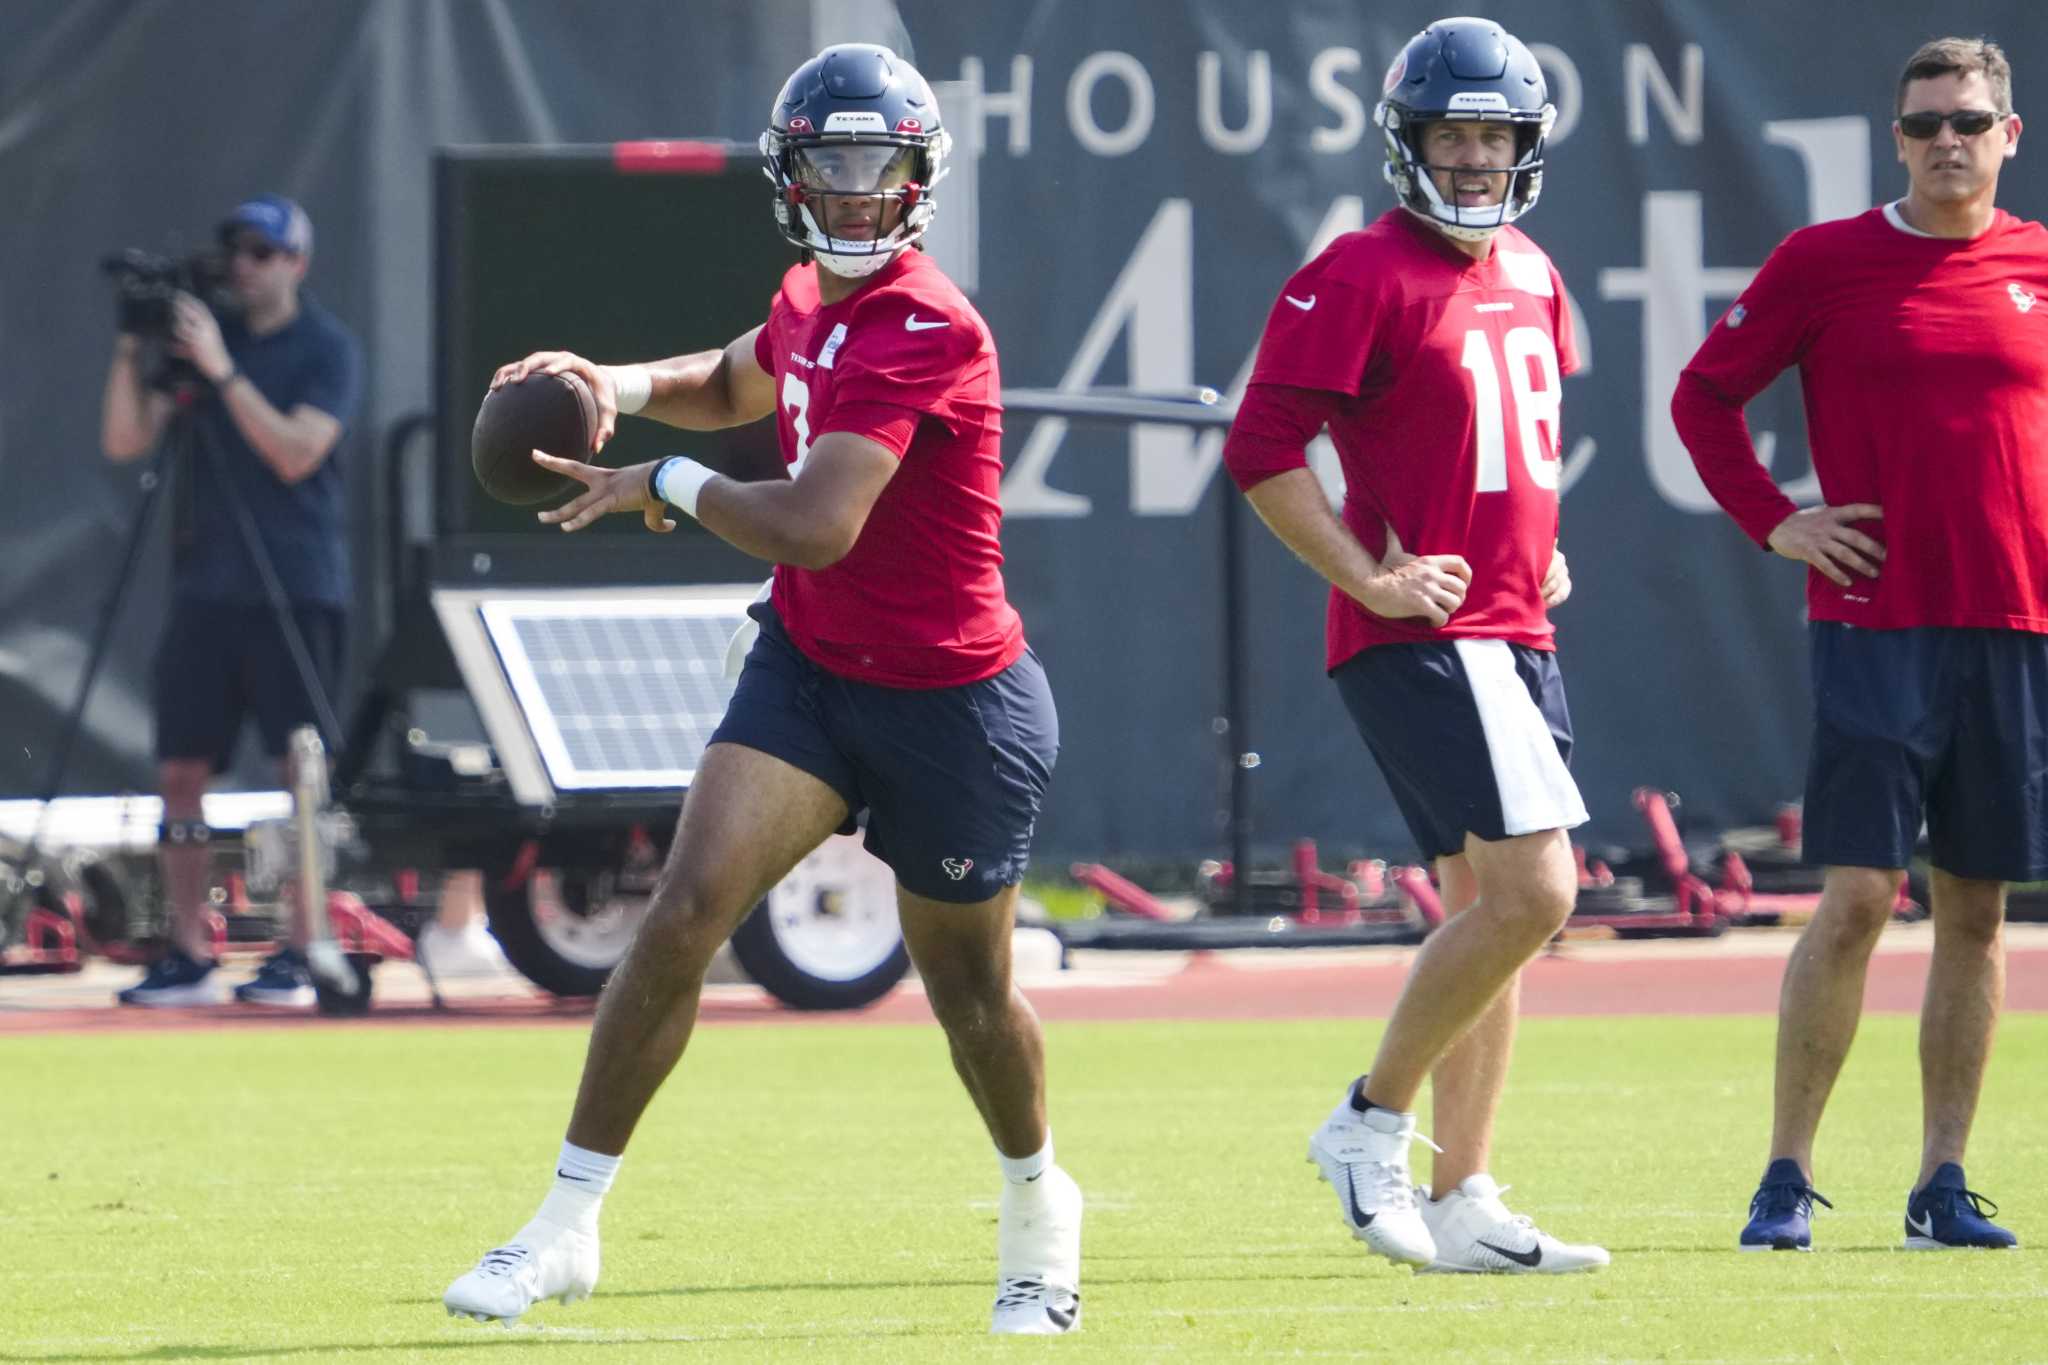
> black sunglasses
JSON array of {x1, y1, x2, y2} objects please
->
[{"x1": 1897, "y1": 109, "x2": 2004, "y2": 139}]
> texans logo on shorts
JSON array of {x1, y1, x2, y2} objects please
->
[{"x1": 942, "y1": 857, "x2": 974, "y2": 881}]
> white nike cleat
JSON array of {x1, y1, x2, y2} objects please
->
[
  {"x1": 1418, "y1": 1174, "x2": 1610, "y2": 1274},
  {"x1": 1308, "y1": 1090, "x2": 1438, "y2": 1267},
  {"x1": 991, "y1": 1165, "x2": 1083, "y2": 1334},
  {"x1": 443, "y1": 1217, "x2": 599, "y2": 1324}
]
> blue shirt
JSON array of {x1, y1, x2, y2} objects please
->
[{"x1": 175, "y1": 298, "x2": 362, "y2": 606}]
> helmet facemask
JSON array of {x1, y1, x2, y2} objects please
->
[
  {"x1": 762, "y1": 130, "x2": 951, "y2": 278},
  {"x1": 1377, "y1": 104, "x2": 1554, "y2": 243}
]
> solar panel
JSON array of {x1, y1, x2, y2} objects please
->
[{"x1": 479, "y1": 590, "x2": 760, "y2": 790}]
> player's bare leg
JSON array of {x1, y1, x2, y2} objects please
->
[
  {"x1": 1764, "y1": 865, "x2": 1900, "y2": 1176},
  {"x1": 898, "y1": 883, "x2": 1080, "y2": 1333},
  {"x1": 1363, "y1": 827, "x2": 1576, "y2": 1112},
  {"x1": 1917, "y1": 869, "x2": 2005, "y2": 1184},
  {"x1": 445, "y1": 741, "x2": 847, "y2": 1323},
  {"x1": 1425, "y1": 853, "x2": 1514, "y2": 1195},
  {"x1": 1312, "y1": 829, "x2": 1575, "y2": 1267},
  {"x1": 898, "y1": 883, "x2": 1046, "y2": 1154},
  {"x1": 566, "y1": 742, "x2": 850, "y2": 1153},
  {"x1": 1390, "y1": 839, "x2": 1607, "y2": 1272}
]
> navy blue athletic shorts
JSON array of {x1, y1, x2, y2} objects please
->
[
  {"x1": 708, "y1": 604, "x2": 1058, "y2": 904},
  {"x1": 1804, "y1": 623, "x2": 2048, "y2": 881},
  {"x1": 1332, "y1": 638, "x2": 1588, "y2": 862},
  {"x1": 153, "y1": 599, "x2": 345, "y2": 772}
]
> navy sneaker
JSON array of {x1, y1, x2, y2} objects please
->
[
  {"x1": 234, "y1": 948, "x2": 316, "y2": 1007},
  {"x1": 1740, "y1": 1158, "x2": 1833, "y2": 1251},
  {"x1": 1904, "y1": 1164, "x2": 2017, "y2": 1250},
  {"x1": 117, "y1": 949, "x2": 224, "y2": 1007}
]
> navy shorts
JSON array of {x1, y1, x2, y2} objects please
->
[
  {"x1": 708, "y1": 605, "x2": 1059, "y2": 904},
  {"x1": 1333, "y1": 638, "x2": 1588, "y2": 861},
  {"x1": 153, "y1": 599, "x2": 345, "y2": 772},
  {"x1": 1805, "y1": 623, "x2": 2048, "y2": 881}
]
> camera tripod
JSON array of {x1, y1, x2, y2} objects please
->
[{"x1": 9, "y1": 380, "x2": 345, "y2": 954}]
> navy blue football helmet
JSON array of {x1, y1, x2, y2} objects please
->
[
  {"x1": 761, "y1": 44, "x2": 950, "y2": 278},
  {"x1": 1374, "y1": 18, "x2": 1555, "y2": 240}
]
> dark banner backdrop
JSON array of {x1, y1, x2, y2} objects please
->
[{"x1": 3, "y1": 1, "x2": 2041, "y2": 866}]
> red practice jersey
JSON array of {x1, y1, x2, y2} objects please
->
[
  {"x1": 753, "y1": 250, "x2": 1024, "y2": 687},
  {"x1": 1673, "y1": 205, "x2": 2048, "y2": 634},
  {"x1": 1224, "y1": 209, "x2": 1579, "y2": 671}
]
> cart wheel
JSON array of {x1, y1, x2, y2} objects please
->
[
  {"x1": 73, "y1": 854, "x2": 136, "y2": 949},
  {"x1": 482, "y1": 863, "x2": 649, "y2": 997},
  {"x1": 728, "y1": 834, "x2": 908, "y2": 1011}
]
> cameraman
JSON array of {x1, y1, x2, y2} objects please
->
[{"x1": 99, "y1": 194, "x2": 362, "y2": 1008}]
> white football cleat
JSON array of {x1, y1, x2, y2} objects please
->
[
  {"x1": 991, "y1": 1165, "x2": 1083, "y2": 1334},
  {"x1": 1418, "y1": 1174, "x2": 1610, "y2": 1274},
  {"x1": 1307, "y1": 1090, "x2": 1438, "y2": 1267},
  {"x1": 443, "y1": 1217, "x2": 599, "y2": 1324}
]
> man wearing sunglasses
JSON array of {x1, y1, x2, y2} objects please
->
[
  {"x1": 1674, "y1": 37, "x2": 2042, "y2": 1253},
  {"x1": 99, "y1": 194, "x2": 362, "y2": 1010}
]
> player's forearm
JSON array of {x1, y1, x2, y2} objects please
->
[
  {"x1": 218, "y1": 378, "x2": 329, "y2": 484},
  {"x1": 101, "y1": 340, "x2": 164, "y2": 460},
  {"x1": 693, "y1": 438, "x2": 790, "y2": 485},
  {"x1": 1671, "y1": 370, "x2": 1799, "y2": 547},
  {"x1": 1242, "y1": 469, "x2": 1382, "y2": 604},
  {"x1": 695, "y1": 478, "x2": 857, "y2": 570},
  {"x1": 636, "y1": 350, "x2": 756, "y2": 430}
]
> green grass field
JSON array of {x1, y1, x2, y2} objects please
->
[{"x1": 3, "y1": 1014, "x2": 2042, "y2": 1362}]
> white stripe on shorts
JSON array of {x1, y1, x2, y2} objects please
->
[{"x1": 1453, "y1": 639, "x2": 1589, "y2": 838}]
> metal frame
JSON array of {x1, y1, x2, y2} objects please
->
[{"x1": 1001, "y1": 386, "x2": 1261, "y2": 917}]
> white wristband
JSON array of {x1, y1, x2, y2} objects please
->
[
  {"x1": 654, "y1": 456, "x2": 717, "y2": 518},
  {"x1": 607, "y1": 364, "x2": 652, "y2": 416}
]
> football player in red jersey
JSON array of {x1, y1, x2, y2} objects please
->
[
  {"x1": 443, "y1": 46, "x2": 1080, "y2": 1334},
  {"x1": 1676, "y1": 37, "x2": 2039, "y2": 1254},
  {"x1": 1222, "y1": 18, "x2": 1607, "y2": 1275}
]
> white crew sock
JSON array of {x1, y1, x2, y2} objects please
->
[
  {"x1": 998, "y1": 1134, "x2": 1054, "y2": 1185},
  {"x1": 536, "y1": 1140, "x2": 619, "y2": 1232}
]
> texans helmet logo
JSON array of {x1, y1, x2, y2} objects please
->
[
  {"x1": 787, "y1": 116, "x2": 813, "y2": 133},
  {"x1": 1382, "y1": 52, "x2": 1407, "y2": 94},
  {"x1": 942, "y1": 857, "x2": 974, "y2": 881},
  {"x1": 896, "y1": 116, "x2": 924, "y2": 133}
]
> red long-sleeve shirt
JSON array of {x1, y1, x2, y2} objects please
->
[{"x1": 1672, "y1": 205, "x2": 2048, "y2": 633}]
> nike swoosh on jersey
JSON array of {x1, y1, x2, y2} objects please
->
[
  {"x1": 1284, "y1": 294, "x2": 1316, "y2": 311},
  {"x1": 904, "y1": 314, "x2": 950, "y2": 330},
  {"x1": 1478, "y1": 1239, "x2": 1544, "y2": 1267}
]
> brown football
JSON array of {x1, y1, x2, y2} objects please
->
[{"x1": 470, "y1": 371, "x2": 598, "y2": 505}]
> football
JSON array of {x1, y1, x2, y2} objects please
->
[{"x1": 470, "y1": 371, "x2": 598, "y2": 505}]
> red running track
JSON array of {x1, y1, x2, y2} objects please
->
[{"x1": 5, "y1": 940, "x2": 2045, "y2": 1034}]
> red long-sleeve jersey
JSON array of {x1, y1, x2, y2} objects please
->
[{"x1": 1673, "y1": 205, "x2": 2048, "y2": 633}]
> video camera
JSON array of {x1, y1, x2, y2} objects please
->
[{"x1": 99, "y1": 247, "x2": 240, "y2": 343}]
